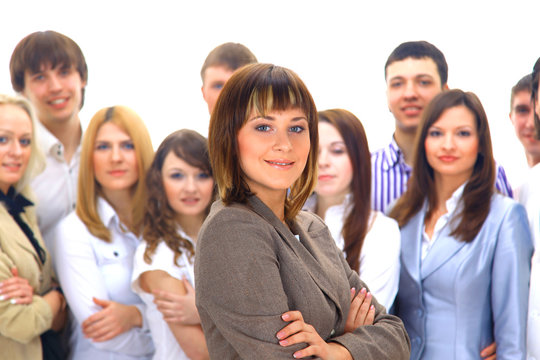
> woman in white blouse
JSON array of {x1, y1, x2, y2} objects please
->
[
  {"x1": 132, "y1": 129, "x2": 213, "y2": 360},
  {"x1": 52, "y1": 106, "x2": 155, "y2": 359},
  {"x1": 304, "y1": 109, "x2": 401, "y2": 310}
]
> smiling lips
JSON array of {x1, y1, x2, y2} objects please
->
[
  {"x1": 2, "y1": 163, "x2": 22, "y2": 171},
  {"x1": 181, "y1": 197, "x2": 200, "y2": 205},
  {"x1": 108, "y1": 170, "x2": 127, "y2": 177},
  {"x1": 318, "y1": 174, "x2": 334, "y2": 181},
  {"x1": 438, "y1": 155, "x2": 458, "y2": 162},
  {"x1": 265, "y1": 160, "x2": 294, "y2": 169},
  {"x1": 402, "y1": 105, "x2": 422, "y2": 117}
]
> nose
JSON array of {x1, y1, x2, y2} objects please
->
[
  {"x1": 442, "y1": 133, "x2": 455, "y2": 150},
  {"x1": 403, "y1": 81, "x2": 418, "y2": 99},
  {"x1": 525, "y1": 111, "x2": 535, "y2": 130},
  {"x1": 318, "y1": 148, "x2": 329, "y2": 169},
  {"x1": 111, "y1": 145, "x2": 122, "y2": 162},
  {"x1": 8, "y1": 140, "x2": 23, "y2": 157},
  {"x1": 273, "y1": 129, "x2": 292, "y2": 152},
  {"x1": 48, "y1": 74, "x2": 62, "y2": 92},
  {"x1": 185, "y1": 176, "x2": 197, "y2": 192}
]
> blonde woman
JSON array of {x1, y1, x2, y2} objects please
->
[
  {"x1": 52, "y1": 106, "x2": 155, "y2": 359},
  {"x1": 0, "y1": 94, "x2": 65, "y2": 360}
]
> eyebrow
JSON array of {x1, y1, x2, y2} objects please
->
[
  {"x1": 0, "y1": 129, "x2": 31, "y2": 136},
  {"x1": 249, "y1": 115, "x2": 307, "y2": 122}
]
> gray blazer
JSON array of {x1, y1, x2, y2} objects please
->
[{"x1": 195, "y1": 195, "x2": 410, "y2": 359}]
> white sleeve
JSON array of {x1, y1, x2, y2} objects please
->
[
  {"x1": 53, "y1": 216, "x2": 154, "y2": 356},
  {"x1": 358, "y1": 213, "x2": 401, "y2": 310}
]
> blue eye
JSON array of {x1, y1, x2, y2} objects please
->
[
  {"x1": 457, "y1": 130, "x2": 471, "y2": 137},
  {"x1": 197, "y1": 172, "x2": 211, "y2": 180},
  {"x1": 255, "y1": 124, "x2": 271, "y2": 132},
  {"x1": 289, "y1": 125, "x2": 305, "y2": 133},
  {"x1": 419, "y1": 80, "x2": 432, "y2": 86},
  {"x1": 390, "y1": 81, "x2": 402, "y2": 88},
  {"x1": 19, "y1": 138, "x2": 31, "y2": 147},
  {"x1": 428, "y1": 130, "x2": 442, "y2": 137},
  {"x1": 0, "y1": 136, "x2": 7, "y2": 144},
  {"x1": 170, "y1": 172, "x2": 184, "y2": 180},
  {"x1": 95, "y1": 143, "x2": 109, "y2": 150},
  {"x1": 122, "y1": 142, "x2": 135, "y2": 150},
  {"x1": 212, "y1": 83, "x2": 224, "y2": 90}
]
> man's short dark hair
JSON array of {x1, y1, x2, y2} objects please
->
[
  {"x1": 200, "y1": 42, "x2": 257, "y2": 82},
  {"x1": 510, "y1": 74, "x2": 532, "y2": 111},
  {"x1": 385, "y1": 41, "x2": 448, "y2": 87},
  {"x1": 10, "y1": 30, "x2": 88, "y2": 108}
]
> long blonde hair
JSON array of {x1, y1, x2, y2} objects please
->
[{"x1": 76, "y1": 106, "x2": 154, "y2": 242}]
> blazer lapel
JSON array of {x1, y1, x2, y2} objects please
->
[
  {"x1": 0, "y1": 204, "x2": 42, "y2": 266},
  {"x1": 246, "y1": 196, "x2": 342, "y2": 310},
  {"x1": 400, "y1": 209, "x2": 424, "y2": 284},
  {"x1": 420, "y1": 224, "x2": 466, "y2": 280}
]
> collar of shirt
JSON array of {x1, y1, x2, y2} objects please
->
[
  {"x1": 421, "y1": 182, "x2": 466, "y2": 259},
  {"x1": 382, "y1": 137, "x2": 412, "y2": 174},
  {"x1": 35, "y1": 120, "x2": 82, "y2": 163}
]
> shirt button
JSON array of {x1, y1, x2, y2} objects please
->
[{"x1": 330, "y1": 329, "x2": 335, "y2": 336}]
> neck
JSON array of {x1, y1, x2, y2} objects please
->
[
  {"x1": 315, "y1": 192, "x2": 347, "y2": 219},
  {"x1": 102, "y1": 188, "x2": 134, "y2": 228},
  {"x1": 41, "y1": 115, "x2": 82, "y2": 163},
  {"x1": 176, "y1": 213, "x2": 206, "y2": 242},
  {"x1": 256, "y1": 190, "x2": 287, "y2": 223},
  {"x1": 394, "y1": 129, "x2": 417, "y2": 165},
  {"x1": 433, "y1": 172, "x2": 467, "y2": 210},
  {"x1": 526, "y1": 152, "x2": 540, "y2": 168}
]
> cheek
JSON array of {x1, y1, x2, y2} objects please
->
[
  {"x1": 200, "y1": 181, "x2": 215, "y2": 205},
  {"x1": 163, "y1": 179, "x2": 181, "y2": 203}
]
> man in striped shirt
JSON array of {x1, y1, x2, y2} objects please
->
[{"x1": 371, "y1": 41, "x2": 512, "y2": 213}]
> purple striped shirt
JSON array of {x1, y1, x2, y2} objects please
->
[{"x1": 371, "y1": 138, "x2": 513, "y2": 213}]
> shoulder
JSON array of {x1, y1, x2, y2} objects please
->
[{"x1": 489, "y1": 194, "x2": 525, "y2": 218}]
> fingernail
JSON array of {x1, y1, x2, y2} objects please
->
[
  {"x1": 10, "y1": 298, "x2": 16, "y2": 304},
  {"x1": 279, "y1": 339, "x2": 288, "y2": 346},
  {"x1": 281, "y1": 313, "x2": 289, "y2": 321},
  {"x1": 367, "y1": 292, "x2": 372, "y2": 298},
  {"x1": 360, "y1": 287, "x2": 366, "y2": 294},
  {"x1": 293, "y1": 352, "x2": 300, "y2": 358},
  {"x1": 0, "y1": 295, "x2": 5, "y2": 301},
  {"x1": 276, "y1": 331, "x2": 285, "y2": 339},
  {"x1": 370, "y1": 305, "x2": 375, "y2": 310}
]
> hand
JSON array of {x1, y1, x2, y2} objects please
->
[
  {"x1": 81, "y1": 297, "x2": 141, "y2": 342},
  {"x1": 0, "y1": 267, "x2": 33, "y2": 305},
  {"x1": 153, "y1": 277, "x2": 200, "y2": 325},
  {"x1": 277, "y1": 311, "x2": 352, "y2": 360},
  {"x1": 344, "y1": 287, "x2": 375, "y2": 333},
  {"x1": 480, "y1": 342, "x2": 496, "y2": 360}
]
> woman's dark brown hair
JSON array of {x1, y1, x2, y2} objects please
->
[
  {"x1": 208, "y1": 63, "x2": 318, "y2": 221},
  {"x1": 389, "y1": 89, "x2": 495, "y2": 242},
  {"x1": 143, "y1": 129, "x2": 215, "y2": 265},
  {"x1": 318, "y1": 109, "x2": 371, "y2": 272}
]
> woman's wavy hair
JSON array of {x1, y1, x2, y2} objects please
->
[
  {"x1": 208, "y1": 63, "x2": 318, "y2": 222},
  {"x1": 389, "y1": 89, "x2": 495, "y2": 242},
  {"x1": 76, "y1": 106, "x2": 154, "y2": 242},
  {"x1": 317, "y1": 109, "x2": 371, "y2": 272},
  {"x1": 0, "y1": 94, "x2": 45, "y2": 193},
  {"x1": 143, "y1": 129, "x2": 215, "y2": 265}
]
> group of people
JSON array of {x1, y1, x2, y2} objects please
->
[{"x1": 0, "y1": 30, "x2": 537, "y2": 360}]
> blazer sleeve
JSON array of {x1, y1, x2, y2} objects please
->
[
  {"x1": 53, "y1": 218, "x2": 154, "y2": 356},
  {"x1": 322, "y1": 219, "x2": 410, "y2": 359},
  {"x1": 491, "y1": 202, "x2": 533, "y2": 358},
  {"x1": 0, "y1": 246, "x2": 53, "y2": 344}
]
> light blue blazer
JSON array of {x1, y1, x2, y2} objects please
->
[{"x1": 396, "y1": 194, "x2": 533, "y2": 360}]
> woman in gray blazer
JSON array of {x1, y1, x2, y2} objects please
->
[
  {"x1": 389, "y1": 89, "x2": 533, "y2": 359},
  {"x1": 195, "y1": 63, "x2": 411, "y2": 359}
]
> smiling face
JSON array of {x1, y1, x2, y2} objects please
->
[
  {"x1": 510, "y1": 90, "x2": 540, "y2": 165},
  {"x1": 93, "y1": 122, "x2": 139, "y2": 197},
  {"x1": 22, "y1": 63, "x2": 85, "y2": 127},
  {"x1": 161, "y1": 152, "x2": 214, "y2": 221},
  {"x1": 424, "y1": 105, "x2": 479, "y2": 185},
  {"x1": 237, "y1": 107, "x2": 310, "y2": 204},
  {"x1": 0, "y1": 104, "x2": 33, "y2": 193},
  {"x1": 315, "y1": 121, "x2": 353, "y2": 203},
  {"x1": 201, "y1": 65, "x2": 235, "y2": 115},
  {"x1": 386, "y1": 57, "x2": 443, "y2": 133}
]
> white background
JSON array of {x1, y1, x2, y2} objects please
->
[{"x1": 1, "y1": 0, "x2": 539, "y2": 189}]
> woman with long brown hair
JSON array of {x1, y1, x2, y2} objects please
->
[
  {"x1": 304, "y1": 109, "x2": 400, "y2": 310},
  {"x1": 390, "y1": 89, "x2": 532, "y2": 359},
  {"x1": 131, "y1": 129, "x2": 213, "y2": 359}
]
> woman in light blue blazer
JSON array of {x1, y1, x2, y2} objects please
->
[{"x1": 389, "y1": 89, "x2": 533, "y2": 360}]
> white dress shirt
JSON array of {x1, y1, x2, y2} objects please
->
[
  {"x1": 32, "y1": 121, "x2": 80, "y2": 251},
  {"x1": 516, "y1": 164, "x2": 540, "y2": 360},
  {"x1": 421, "y1": 183, "x2": 465, "y2": 261},
  {"x1": 131, "y1": 230, "x2": 195, "y2": 360},
  {"x1": 304, "y1": 194, "x2": 401, "y2": 310},
  {"x1": 52, "y1": 197, "x2": 154, "y2": 360}
]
